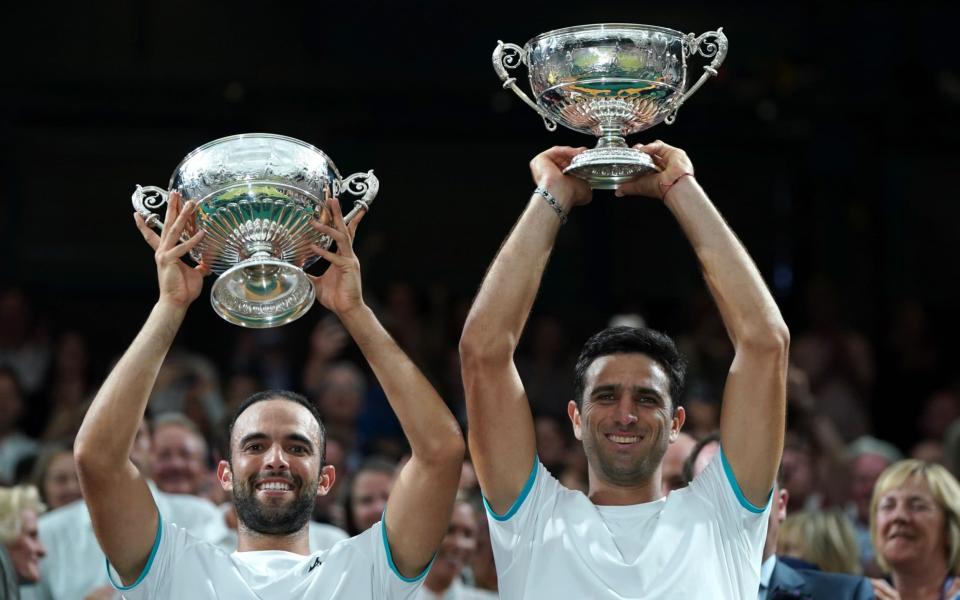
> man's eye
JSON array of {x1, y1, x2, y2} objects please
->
[{"x1": 246, "y1": 444, "x2": 262, "y2": 452}]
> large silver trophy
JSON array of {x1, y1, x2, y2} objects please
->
[
  {"x1": 132, "y1": 133, "x2": 378, "y2": 328},
  {"x1": 494, "y1": 24, "x2": 728, "y2": 189}
]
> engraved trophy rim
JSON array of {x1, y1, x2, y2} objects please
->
[
  {"x1": 524, "y1": 22, "x2": 685, "y2": 49},
  {"x1": 167, "y1": 132, "x2": 343, "y2": 191}
]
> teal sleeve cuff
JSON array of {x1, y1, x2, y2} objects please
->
[
  {"x1": 720, "y1": 447, "x2": 772, "y2": 514},
  {"x1": 380, "y1": 510, "x2": 434, "y2": 583},
  {"x1": 106, "y1": 513, "x2": 163, "y2": 591},
  {"x1": 483, "y1": 454, "x2": 538, "y2": 522}
]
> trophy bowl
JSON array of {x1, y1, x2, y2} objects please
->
[
  {"x1": 493, "y1": 24, "x2": 728, "y2": 189},
  {"x1": 132, "y1": 133, "x2": 379, "y2": 328}
]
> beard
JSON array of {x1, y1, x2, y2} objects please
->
[
  {"x1": 232, "y1": 471, "x2": 318, "y2": 536},
  {"x1": 582, "y1": 420, "x2": 671, "y2": 487}
]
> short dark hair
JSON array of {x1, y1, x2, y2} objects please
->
[
  {"x1": 573, "y1": 326, "x2": 687, "y2": 411},
  {"x1": 227, "y1": 390, "x2": 326, "y2": 465}
]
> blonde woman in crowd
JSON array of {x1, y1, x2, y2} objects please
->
[
  {"x1": 778, "y1": 508, "x2": 862, "y2": 575},
  {"x1": 870, "y1": 460, "x2": 960, "y2": 600},
  {"x1": 0, "y1": 485, "x2": 46, "y2": 600}
]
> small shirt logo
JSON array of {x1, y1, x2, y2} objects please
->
[{"x1": 308, "y1": 557, "x2": 322, "y2": 573}]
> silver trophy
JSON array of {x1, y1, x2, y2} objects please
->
[
  {"x1": 493, "y1": 24, "x2": 728, "y2": 189},
  {"x1": 132, "y1": 133, "x2": 378, "y2": 328}
]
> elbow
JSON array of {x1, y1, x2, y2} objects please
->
[
  {"x1": 459, "y1": 320, "x2": 517, "y2": 370},
  {"x1": 738, "y1": 320, "x2": 790, "y2": 356},
  {"x1": 419, "y1": 423, "x2": 466, "y2": 469}
]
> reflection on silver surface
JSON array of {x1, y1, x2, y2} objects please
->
[
  {"x1": 131, "y1": 133, "x2": 378, "y2": 328},
  {"x1": 493, "y1": 24, "x2": 727, "y2": 189}
]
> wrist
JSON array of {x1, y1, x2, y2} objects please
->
[
  {"x1": 333, "y1": 302, "x2": 372, "y2": 326},
  {"x1": 154, "y1": 298, "x2": 190, "y2": 320},
  {"x1": 660, "y1": 172, "x2": 698, "y2": 205},
  {"x1": 536, "y1": 177, "x2": 576, "y2": 211}
]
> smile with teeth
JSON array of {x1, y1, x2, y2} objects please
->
[
  {"x1": 607, "y1": 434, "x2": 642, "y2": 444},
  {"x1": 257, "y1": 481, "x2": 293, "y2": 491}
]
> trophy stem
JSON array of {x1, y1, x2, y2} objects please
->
[{"x1": 597, "y1": 126, "x2": 628, "y2": 150}]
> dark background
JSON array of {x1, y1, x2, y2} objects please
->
[{"x1": 3, "y1": 1, "x2": 958, "y2": 448}]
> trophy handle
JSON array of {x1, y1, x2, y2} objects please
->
[
  {"x1": 492, "y1": 41, "x2": 558, "y2": 132},
  {"x1": 338, "y1": 170, "x2": 380, "y2": 224},
  {"x1": 665, "y1": 28, "x2": 729, "y2": 125},
  {"x1": 131, "y1": 185, "x2": 171, "y2": 231}
]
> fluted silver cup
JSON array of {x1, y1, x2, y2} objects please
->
[
  {"x1": 132, "y1": 133, "x2": 378, "y2": 328},
  {"x1": 493, "y1": 24, "x2": 728, "y2": 189}
]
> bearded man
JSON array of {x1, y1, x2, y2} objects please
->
[
  {"x1": 75, "y1": 195, "x2": 464, "y2": 598},
  {"x1": 459, "y1": 142, "x2": 790, "y2": 598}
]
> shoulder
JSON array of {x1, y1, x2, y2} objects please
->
[{"x1": 781, "y1": 564, "x2": 874, "y2": 599}]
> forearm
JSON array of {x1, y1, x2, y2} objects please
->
[
  {"x1": 664, "y1": 178, "x2": 788, "y2": 346},
  {"x1": 460, "y1": 195, "x2": 563, "y2": 360},
  {"x1": 339, "y1": 305, "x2": 463, "y2": 462},
  {"x1": 75, "y1": 301, "x2": 186, "y2": 471}
]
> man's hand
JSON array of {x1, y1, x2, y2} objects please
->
[
  {"x1": 614, "y1": 140, "x2": 695, "y2": 200},
  {"x1": 530, "y1": 146, "x2": 592, "y2": 210},
  {"x1": 133, "y1": 191, "x2": 210, "y2": 307},
  {"x1": 308, "y1": 197, "x2": 366, "y2": 317}
]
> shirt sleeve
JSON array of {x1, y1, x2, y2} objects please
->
[
  {"x1": 368, "y1": 520, "x2": 430, "y2": 598},
  {"x1": 483, "y1": 457, "x2": 562, "y2": 572},
  {"x1": 688, "y1": 447, "x2": 771, "y2": 568},
  {"x1": 106, "y1": 516, "x2": 189, "y2": 599}
]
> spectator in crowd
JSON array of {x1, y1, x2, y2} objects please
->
[
  {"x1": 685, "y1": 434, "x2": 872, "y2": 598},
  {"x1": 0, "y1": 485, "x2": 46, "y2": 599},
  {"x1": 660, "y1": 431, "x2": 696, "y2": 495},
  {"x1": 778, "y1": 509, "x2": 863, "y2": 575},
  {"x1": 516, "y1": 315, "x2": 574, "y2": 422},
  {"x1": 782, "y1": 432, "x2": 823, "y2": 512},
  {"x1": 760, "y1": 477, "x2": 873, "y2": 599},
  {"x1": 344, "y1": 456, "x2": 396, "y2": 536},
  {"x1": 682, "y1": 430, "x2": 720, "y2": 486},
  {"x1": 419, "y1": 499, "x2": 495, "y2": 599},
  {"x1": 31, "y1": 420, "x2": 227, "y2": 600},
  {"x1": 148, "y1": 412, "x2": 209, "y2": 496},
  {"x1": 316, "y1": 361, "x2": 367, "y2": 469},
  {"x1": 302, "y1": 316, "x2": 350, "y2": 395},
  {"x1": 29, "y1": 443, "x2": 80, "y2": 510},
  {"x1": 533, "y1": 415, "x2": 570, "y2": 478},
  {"x1": 467, "y1": 495, "x2": 498, "y2": 596},
  {"x1": 847, "y1": 436, "x2": 904, "y2": 574},
  {"x1": 0, "y1": 368, "x2": 39, "y2": 485},
  {"x1": 34, "y1": 330, "x2": 93, "y2": 441},
  {"x1": 792, "y1": 279, "x2": 874, "y2": 442},
  {"x1": 869, "y1": 460, "x2": 960, "y2": 600},
  {"x1": 0, "y1": 289, "x2": 51, "y2": 397}
]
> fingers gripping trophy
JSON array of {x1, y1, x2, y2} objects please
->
[
  {"x1": 493, "y1": 24, "x2": 727, "y2": 189},
  {"x1": 131, "y1": 133, "x2": 379, "y2": 328}
]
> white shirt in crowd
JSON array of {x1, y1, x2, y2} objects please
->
[
  {"x1": 107, "y1": 518, "x2": 425, "y2": 599},
  {"x1": 23, "y1": 484, "x2": 226, "y2": 600},
  {"x1": 485, "y1": 448, "x2": 770, "y2": 599}
]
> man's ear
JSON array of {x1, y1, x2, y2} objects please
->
[
  {"x1": 217, "y1": 460, "x2": 233, "y2": 492},
  {"x1": 317, "y1": 465, "x2": 336, "y2": 497},
  {"x1": 568, "y1": 400, "x2": 583, "y2": 441},
  {"x1": 669, "y1": 406, "x2": 686, "y2": 441}
]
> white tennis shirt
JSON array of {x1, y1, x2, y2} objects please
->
[
  {"x1": 485, "y1": 448, "x2": 770, "y2": 599},
  {"x1": 108, "y1": 518, "x2": 427, "y2": 599}
]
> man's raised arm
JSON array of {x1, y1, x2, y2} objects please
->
[
  {"x1": 74, "y1": 194, "x2": 208, "y2": 584},
  {"x1": 309, "y1": 199, "x2": 465, "y2": 579},
  {"x1": 617, "y1": 141, "x2": 790, "y2": 507},
  {"x1": 459, "y1": 147, "x2": 592, "y2": 514}
]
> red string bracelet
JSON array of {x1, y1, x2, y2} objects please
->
[{"x1": 659, "y1": 172, "x2": 695, "y2": 200}]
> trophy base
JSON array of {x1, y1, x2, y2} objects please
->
[
  {"x1": 563, "y1": 147, "x2": 658, "y2": 190},
  {"x1": 211, "y1": 258, "x2": 315, "y2": 328}
]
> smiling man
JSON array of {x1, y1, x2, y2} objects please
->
[
  {"x1": 459, "y1": 143, "x2": 790, "y2": 598},
  {"x1": 74, "y1": 195, "x2": 464, "y2": 599}
]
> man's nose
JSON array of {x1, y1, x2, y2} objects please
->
[
  {"x1": 614, "y1": 397, "x2": 638, "y2": 425},
  {"x1": 264, "y1": 444, "x2": 290, "y2": 469}
]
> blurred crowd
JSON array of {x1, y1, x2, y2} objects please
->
[{"x1": 0, "y1": 278, "x2": 959, "y2": 598}]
